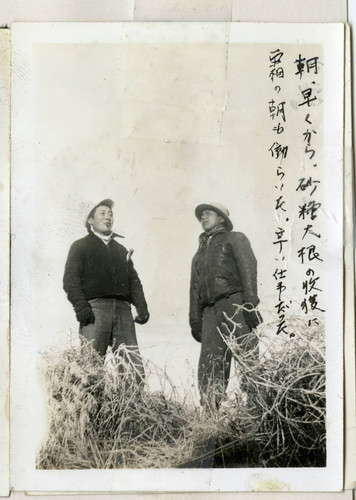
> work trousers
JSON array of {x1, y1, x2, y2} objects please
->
[
  {"x1": 198, "y1": 292, "x2": 258, "y2": 409},
  {"x1": 80, "y1": 298, "x2": 145, "y2": 384}
]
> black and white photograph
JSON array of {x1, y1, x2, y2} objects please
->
[{"x1": 9, "y1": 22, "x2": 344, "y2": 492}]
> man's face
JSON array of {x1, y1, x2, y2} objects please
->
[
  {"x1": 200, "y1": 209, "x2": 224, "y2": 232},
  {"x1": 88, "y1": 205, "x2": 113, "y2": 235}
]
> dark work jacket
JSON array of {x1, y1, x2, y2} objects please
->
[
  {"x1": 63, "y1": 232, "x2": 147, "y2": 313},
  {"x1": 189, "y1": 228, "x2": 259, "y2": 327}
]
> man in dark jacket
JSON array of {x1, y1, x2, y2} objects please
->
[
  {"x1": 189, "y1": 202, "x2": 262, "y2": 408},
  {"x1": 63, "y1": 199, "x2": 149, "y2": 383}
]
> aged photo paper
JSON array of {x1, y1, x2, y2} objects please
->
[
  {"x1": 10, "y1": 22, "x2": 344, "y2": 492},
  {"x1": 0, "y1": 0, "x2": 348, "y2": 23},
  {"x1": 0, "y1": 28, "x2": 10, "y2": 498},
  {"x1": 343, "y1": 24, "x2": 356, "y2": 491},
  {"x1": 231, "y1": 0, "x2": 348, "y2": 23}
]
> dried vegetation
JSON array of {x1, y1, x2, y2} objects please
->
[{"x1": 38, "y1": 313, "x2": 326, "y2": 469}]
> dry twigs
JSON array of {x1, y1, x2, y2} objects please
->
[
  {"x1": 38, "y1": 311, "x2": 326, "y2": 469},
  {"x1": 37, "y1": 340, "x2": 197, "y2": 469},
  {"x1": 218, "y1": 305, "x2": 326, "y2": 467}
]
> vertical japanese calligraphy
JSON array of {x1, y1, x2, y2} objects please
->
[
  {"x1": 294, "y1": 52, "x2": 325, "y2": 325},
  {"x1": 268, "y1": 48, "x2": 324, "y2": 338},
  {"x1": 268, "y1": 48, "x2": 294, "y2": 338}
]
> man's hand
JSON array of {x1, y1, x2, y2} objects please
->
[
  {"x1": 243, "y1": 303, "x2": 263, "y2": 331},
  {"x1": 190, "y1": 320, "x2": 202, "y2": 343},
  {"x1": 76, "y1": 306, "x2": 95, "y2": 326},
  {"x1": 134, "y1": 306, "x2": 150, "y2": 325}
]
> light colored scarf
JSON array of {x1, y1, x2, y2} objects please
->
[{"x1": 90, "y1": 226, "x2": 113, "y2": 245}]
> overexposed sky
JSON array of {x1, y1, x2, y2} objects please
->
[
  {"x1": 29, "y1": 38, "x2": 324, "y2": 345},
  {"x1": 12, "y1": 29, "x2": 328, "y2": 390}
]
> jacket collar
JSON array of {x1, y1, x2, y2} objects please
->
[{"x1": 199, "y1": 224, "x2": 227, "y2": 244}]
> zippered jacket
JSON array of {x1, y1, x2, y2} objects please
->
[
  {"x1": 63, "y1": 232, "x2": 148, "y2": 314},
  {"x1": 189, "y1": 228, "x2": 259, "y2": 328}
]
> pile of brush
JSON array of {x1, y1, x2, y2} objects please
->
[
  {"x1": 218, "y1": 309, "x2": 326, "y2": 467},
  {"x1": 37, "y1": 341, "x2": 198, "y2": 469},
  {"x1": 38, "y1": 312, "x2": 326, "y2": 469}
]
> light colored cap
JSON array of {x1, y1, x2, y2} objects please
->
[
  {"x1": 195, "y1": 202, "x2": 233, "y2": 231},
  {"x1": 86, "y1": 199, "x2": 114, "y2": 231}
]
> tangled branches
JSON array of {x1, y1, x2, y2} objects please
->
[
  {"x1": 219, "y1": 306, "x2": 326, "y2": 467},
  {"x1": 37, "y1": 340, "x2": 197, "y2": 469},
  {"x1": 38, "y1": 311, "x2": 326, "y2": 470}
]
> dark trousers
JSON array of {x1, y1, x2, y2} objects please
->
[
  {"x1": 198, "y1": 292, "x2": 258, "y2": 409},
  {"x1": 80, "y1": 298, "x2": 145, "y2": 384}
]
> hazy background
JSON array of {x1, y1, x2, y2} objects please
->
[
  {"x1": 12, "y1": 35, "x2": 325, "y2": 398},
  {"x1": 10, "y1": 25, "x2": 328, "y2": 449}
]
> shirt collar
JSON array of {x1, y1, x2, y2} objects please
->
[{"x1": 89, "y1": 228, "x2": 124, "y2": 244}]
